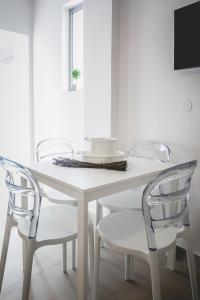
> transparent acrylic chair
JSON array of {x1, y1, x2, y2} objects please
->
[
  {"x1": 97, "y1": 141, "x2": 171, "y2": 223},
  {"x1": 0, "y1": 157, "x2": 94, "y2": 300},
  {"x1": 36, "y1": 138, "x2": 77, "y2": 206},
  {"x1": 93, "y1": 160, "x2": 198, "y2": 300}
]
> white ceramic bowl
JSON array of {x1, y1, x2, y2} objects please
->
[{"x1": 84, "y1": 137, "x2": 117, "y2": 157}]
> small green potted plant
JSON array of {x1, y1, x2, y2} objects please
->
[{"x1": 72, "y1": 68, "x2": 81, "y2": 90}]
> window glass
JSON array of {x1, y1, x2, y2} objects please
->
[{"x1": 69, "y1": 4, "x2": 83, "y2": 91}]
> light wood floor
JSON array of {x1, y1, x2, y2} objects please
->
[{"x1": 0, "y1": 227, "x2": 199, "y2": 300}]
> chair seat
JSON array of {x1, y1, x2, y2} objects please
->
[
  {"x1": 43, "y1": 185, "x2": 77, "y2": 205},
  {"x1": 98, "y1": 210, "x2": 178, "y2": 255},
  {"x1": 98, "y1": 188, "x2": 144, "y2": 212},
  {"x1": 18, "y1": 205, "x2": 77, "y2": 242}
]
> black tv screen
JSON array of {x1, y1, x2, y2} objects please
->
[{"x1": 174, "y1": 1, "x2": 200, "y2": 70}]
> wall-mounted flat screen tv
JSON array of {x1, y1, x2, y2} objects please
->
[{"x1": 174, "y1": 1, "x2": 200, "y2": 70}]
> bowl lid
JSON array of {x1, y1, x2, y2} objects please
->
[{"x1": 85, "y1": 137, "x2": 117, "y2": 142}]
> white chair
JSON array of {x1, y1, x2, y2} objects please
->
[
  {"x1": 0, "y1": 157, "x2": 94, "y2": 300},
  {"x1": 96, "y1": 141, "x2": 171, "y2": 277},
  {"x1": 93, "y1": 160, "x2": 198, "y2": 300},
  {"x1": 97, "y1": 141, "x2": 171, "y2": 223},
  {"x1": 36, "y1": 138, "x2": 78, "y2": 268}
]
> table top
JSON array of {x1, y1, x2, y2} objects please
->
[{"x1": 27, "y1": 157, "x2": 174, "y2": 202}]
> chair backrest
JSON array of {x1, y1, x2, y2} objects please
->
[
  {"x1": 142, "y1": 160, "x2": 197, "y2": 250},
  {"x1": 36, "y1": 138, "x2": 74, "y2": 161},
  {"x1": 129, "y1": 141, "x2": 170, "y2": 162},
  {"x1": 0, "y1": 156, "x2": 42, "y2": 239}
]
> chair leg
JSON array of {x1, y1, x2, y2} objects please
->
[
  {"x1": 185, "y1": 239, "x2": 199, "y2": 300},
  {"x1": 62, "y1": 242, "x2": 67, "y2": 273},
  {"x1": 166, "y1": 244, "x2": 176, "y2": 271},
  {"x1": 88, "y1": 223, "x2": 94, "y2": 293},
  {"x1": 22, "y1": 241, "x2": 27, "y2": 273},
  {"x1": 93, "y1": 229, "x2": 101, "y2": 300},
  {"x1": 125, "y1": 254, "x2": 130, "y2": 281},
  {"x1": 96, "y1": 201, "x2": 104, "y2": 248},
  {"x1": 100, "y1": 205, "x2": 103, "y2": 219},
  {"x1": 96, "y1": 200, "x2": 101, "y2": 227},
  {"x1": 125, "y1": 254, "x2": 134, "y2": 281},
  {"x1": 149, "y1": 251, "x2": 161, "y2": 300},
  {"x1": 22, "y1": 239, "x2": 35, "y2": 300},
  {"x1": 72, "y1": 239, "x2": 76, "y2": 269},
  {"x1": 0, "y1": 216, "x2": 13, "y2": 293}
]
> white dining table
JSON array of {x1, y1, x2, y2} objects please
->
[{"x1": 27, "y1": 156, "x2": 174, "y2": 300}]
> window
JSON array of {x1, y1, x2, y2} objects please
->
[{"x1": 69, "y1": 3, "x2": 83, "y2": 91}]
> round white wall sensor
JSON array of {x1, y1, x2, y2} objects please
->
[{"x1": 183, "y1": 101, "x2": 193, "y2": 112}]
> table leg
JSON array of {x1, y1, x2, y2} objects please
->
[{"x1": 77, "y1": 199, "x2": 89, "y2": 300}]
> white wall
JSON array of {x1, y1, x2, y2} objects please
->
[
  {"x1": 0, "y1": 0, "x2": 33, "y2": 164},
  {"x1": 117, "y1": 0, "x2": 200, "y2": 253},
  {"x1": 33, "y1": 0, "x2": 115, "y2": 152},
  {"x1": 0, "y1": 0, "x2": 33, "y2": 241},
  {"x1": 83, "y1": 0, "x2": 113, "y2": 138},
  {"x1": 0, "y1": 30, "x2": 31, "y2": 163},
  {"x1": 111, "y1": 0, "x2": 120, "y2": 139},
  {"x1": 33, "y1": 0, "x2": 83, "y2": 152},
  {"x1": 0, "y1": 0, "x2": 32, "y2": 35}
]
